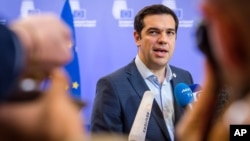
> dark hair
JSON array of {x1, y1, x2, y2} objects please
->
[{"x1": 134, "y1": 4, "x2": 179, "y2": 37}]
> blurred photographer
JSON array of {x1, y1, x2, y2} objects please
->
[
  {"x1": 176, "y1": 0, "x2": 250, "y2": 141},
  {"x1": 0, "y1": 14, "x2": 86, "y2": 141}
]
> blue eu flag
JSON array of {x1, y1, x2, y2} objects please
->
[{"x1": 61, "y1": 0, "x2": 81, "y2": 100}]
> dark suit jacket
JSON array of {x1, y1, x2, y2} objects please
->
[
  {"x1": 0, "y1": 24, "x2": 24, "y2": 101},
  {"x1": 91, "y1": 61, "x2": 193, "y2": 141}
]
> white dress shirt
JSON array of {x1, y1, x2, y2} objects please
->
[{"x1": 135, "y1": 55, "x2": 175, "y2": 141}]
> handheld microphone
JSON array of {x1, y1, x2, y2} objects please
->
[
  {"x1": 174, "y1": 83, "x2": 194, "y2": 109},
  {"x1": 129, "y1": 91, "x2": 155, "y2": 141},
  {"x1": 189, "y1": 84, "x2": 201, "y2": 92},
  {"x1": 189, "y1": 84, "x2": 202, "y2": 101}
]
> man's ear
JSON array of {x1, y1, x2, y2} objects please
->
[{"x1": 133, "y1": 31, "x2": 141, "y2": 47}]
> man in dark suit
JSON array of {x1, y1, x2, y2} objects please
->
[{"x1": 91, "y1": 4, "x2": 194, "y2": 141}]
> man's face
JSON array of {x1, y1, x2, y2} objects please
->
[{"x1": 134, "y1": 14, "x2": 176, "y2": 70}]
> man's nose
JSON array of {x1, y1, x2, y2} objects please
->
[{"x1": 157, "y1": 33, "x2": 168, "y2": 44}]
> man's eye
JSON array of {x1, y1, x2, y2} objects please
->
[
  {"x1": 167, "y1": 31, "x2": 175, "y2": 36},
  {"x1": 149, "y1": 31, "x2": 158, "y2": 35}
]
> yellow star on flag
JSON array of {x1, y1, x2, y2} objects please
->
[{"x1": 72, "y1": 81, "x2": 79, "y2": 89}]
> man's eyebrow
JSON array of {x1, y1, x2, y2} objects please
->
[
  {"x1": 167, "y1": 28, "x2": 176, "y2": 31},
  {"x1": 147, "y1": 27, "x2": 160, "y2": 31},
  {"x1": 146, "y1": 27, "x2": 176, "y2": 32}
]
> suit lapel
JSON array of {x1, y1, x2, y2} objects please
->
[
  {"x1": 126, "y1": 61, "x2": 149, "y2": 98},
  {"x1": 151, "y1": 101, "x2": 171, "y2": 140},
  {"x1": 126, "y1": 61, "x2": 170, "y2": 140}
]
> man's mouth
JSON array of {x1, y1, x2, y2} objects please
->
[{"x1": 153, "y1": 48, "x2": 168, "y2": 57}]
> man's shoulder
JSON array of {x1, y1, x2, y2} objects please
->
[
  {"x1": 100, "y1": 61, "x2": 136, "y2": 80},
  {"x1": 169, "y1": 65, "x2": 190, "y2": 73},
  {"x1": 169, "y1": 65, "x2": 194, "y2": 83}
]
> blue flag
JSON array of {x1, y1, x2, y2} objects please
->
[{"x1": 61, "y1": 0, "x2": 81, "y2": 100}]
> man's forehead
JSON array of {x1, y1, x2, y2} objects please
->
[{"x1": 143, "y1": 15, "x2": 174, "y2": 25}]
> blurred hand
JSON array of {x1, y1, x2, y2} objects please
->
[
  {"x1": 10, "y1": 13, "x2": 73, "y2": 75},
  {"x1": 0, "y1": 69, "x2": 86, "y2": 141}
]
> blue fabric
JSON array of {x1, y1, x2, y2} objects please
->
[{"x1": 61, "y1": 0, "x2": 81, "y2": 100}]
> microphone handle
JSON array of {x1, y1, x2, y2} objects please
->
[{"x1": 128, "y1": 91, "x2": 155, "y2": 141}]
